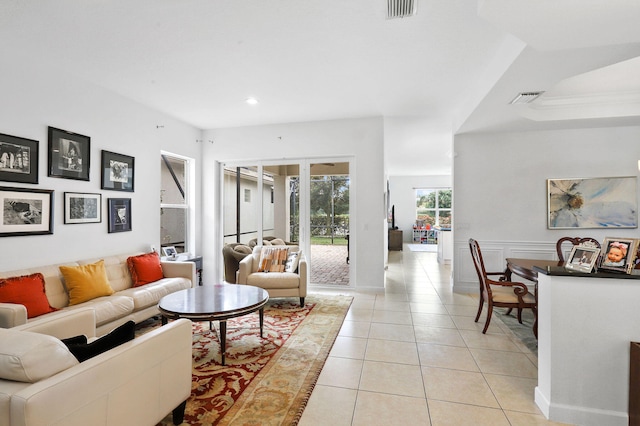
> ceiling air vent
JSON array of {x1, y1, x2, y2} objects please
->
[
  {"x1": 509, "y1": 92, "x2": 545, "y2": 105},
  {"x1": 387, "y1": 0, "x2": 417, "y2": 19}
]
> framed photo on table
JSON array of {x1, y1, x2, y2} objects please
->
[
  {"x1": 101, "y1": 150, "x2": 134, "y2": 192},
  {"x1": 64, "y1": 192, "x2": 101, "y2": 224},
  {"x1": 0, "y1": 186, "x2": 54, "y2": 237},
  {"x1": 565, "y1": 244, "x2": 600, "y2": 273},
  {"x1": 162, "y1": 246, "x2": 177, "y2": 257},
  {"x1": 600, "y1": 237, "x2": 639, "y2": 274},
  {"x1": 48, "y1": 127, "x2": 90, "y2": 181},
  {"x1": 0, "y1": 133, "x2": 39, "y2": 184},
  {"x1": 107, "y1": 198, "x2": 131, "y2": 233}
]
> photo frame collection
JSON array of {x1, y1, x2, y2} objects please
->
[
  {"x1": 0, "y1": 128, "x2": 135, "y2": 237},
  {"x1": 565, "y1": 237, "x2": 640, "y2": 275}
]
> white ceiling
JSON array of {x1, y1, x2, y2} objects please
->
[{"x1": 2, "y1": 0, "x2": 640, "y2": 176}]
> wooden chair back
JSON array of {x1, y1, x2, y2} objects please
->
[{"x1": 556, "y1": 237, "x2": 600, "y2": 262}]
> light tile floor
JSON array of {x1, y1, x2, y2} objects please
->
[{"x1": 299, "y1": 248, "x2": 569, "y2": 426}]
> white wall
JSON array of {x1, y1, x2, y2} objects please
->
[
  {"x1": 201, "y1": 117, "x2": 386, "y2": 291},
  {"x1": 388, "y1": 175, "x2": 452, "y2": 243},
  {"x1": 0, "y1": 57, "x2": 202, "y2": 271},
  {"x1": 453, "y1": 125, "x2": 640, "y2": 293}
]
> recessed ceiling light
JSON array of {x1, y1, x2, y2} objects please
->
[{"x1": 245, "y1": 97, "x2": 259, "y2": 105}]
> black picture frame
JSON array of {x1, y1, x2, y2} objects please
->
[
  {"x1": 0, "y1": 186, "x2": 54, "y2": 237},
  {"x1": 48, "y1": 127, "x2": 90, "y2": 181},
  {"x1": 0, "y1": 133, "x2": 39, "y2": 184},
  {"x1": 64, "y1": 192, "x2": 102, "y2": 224},
  {"x1": 108, "y1": 198, "x2": 131, "y2": 233},
  {"x1": 101, "y1": 150, "x2": 134, "y2": 192}
]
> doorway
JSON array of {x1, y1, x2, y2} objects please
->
[{"x1": 221, "y1": 159, "x2": 352, "y2": 287}]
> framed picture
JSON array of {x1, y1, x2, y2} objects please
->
[
  {"x1": 0, "y1": 133, "x2": 39, "y2": 184},
  {"x1": 108, "y1": 198, "x2": 131, "y2": 233},
  {"x1": 64, "y1": 192, "x2": 101, "y2": 224},
  {"x1": 48, "y1": 127, "x2": 90, "y2": 181},
  {"x1": 0, "y1": 186, "x2": 53, "y2": 237},
  {"x1": 548, "y1": 176, "x2": 638, "y2": 229},
  {"x1": 101, "y1": 150, "x2": 134, "y2": 192},
  {"x1": 162, "y1": 246, "x2": 177, "y2": 257},
  {"x1": 565, "y1": 244, "x2": 600, "y2": 273},
  {"x1": 600, "y1": 237, "x2": 639, "y2": 274}
]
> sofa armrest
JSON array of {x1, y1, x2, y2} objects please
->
[
  {"x1": 237, "y1": 255, "x2": 255, "y2": 284},
  {"x1": 14, "y1": 307, "x2": 97, "y2": 340},
  {"x1": 11, "y1": 318, "x2": 193, "y2": 426},
  {"x1": 161, "y1": 261, "x2": 196, "y2": 287},
  {"x1": 298, "y1": 253, "x2": 308, "y2": 297},
  {"x1": 0, "y1": 303, "x2": 27, "y2": 328}
]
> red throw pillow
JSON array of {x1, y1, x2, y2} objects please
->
[
  {"x1": 0, "y1": 273, "x2": 57, "y2": 318},
  {"x1": 127, "y1": 252, "x2": 164, "y2": 287}
]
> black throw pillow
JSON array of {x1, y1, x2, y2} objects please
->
[
  {"x1": 61, "y1": 334, "x2": 88, "y2": 346},
  {"x1": 64, "y1": 321, "x2": 136, "y2": 362}
]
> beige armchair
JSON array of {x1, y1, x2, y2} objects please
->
[{"x1": 237, "y1": 245, "x2": 307, "y2": 307}]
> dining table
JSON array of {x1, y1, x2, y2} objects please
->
[{"x1": 503, "y1": 258, "x2": 564, "y2": 340}]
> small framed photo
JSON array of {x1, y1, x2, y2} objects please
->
[
  {"x1": 162, "y1": 246, "x2": 177, "y2": 257},
  {"x1": 48, "y1": 127, "x2": 90, "y2": 181},
  {"x1": 107, "y1": 198, "x2": 131, "y2": 233},
  {"x1": 0, "y1": 186, "x2": 54, "y2": 237},
  {"x1": 101, "y1": 150, "x2": 134, "y2": 192},
  {"x1": 600, "y1": 237, "x2": 639, "y2": 274},
  {"x1": 565, "y1": 244, "x2": 600, "y2": 273},
  {"x1": 0, "y1": 133, "x2": 39, "y2": 184},
  {"x1": 64, "y1": 192, "x2": 101, "y2": 224}
]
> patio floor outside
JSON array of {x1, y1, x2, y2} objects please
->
[{"x1": 310, "y1": 244, "x2": 349, "y2": 286}]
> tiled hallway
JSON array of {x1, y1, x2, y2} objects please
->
[{"x1": 299, "y1": 247, "x2": 567, "y2": 426}]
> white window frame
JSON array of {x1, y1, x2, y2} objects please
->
[{"x1": 160, "y1": 151, "x2": 195, "y2": 255}]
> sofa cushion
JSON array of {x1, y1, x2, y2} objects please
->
[
  {"x1": 63, "y1": 321, "x2": 135, "y2": 362},
  {"x1": 258, "y1": 247, "x2": 290, "y2": 272},
  {"x1": 246, "y1": 272, "x2": 301, "y2": 289},
  {"x1": 60, "y1": 260, "x2": 114, "y2": 305},
  {"x1": 118, "y1": 277, "x2": 192, "y2": 310},
  {"x1": 0, "y1": 328, "x2": 78, "y2": 383},
  {"x1": 0, "y1": 273, "x2": 57, "y2": 318},
  {"x1": 66, "y1": 294, "x2": 134, "y2": 327},
  {"x1": 127, "y1": 252, "x2": 164, "y2": 287},
  {"x1": 270, "y1": 238, "x2": 286, "y2": 245}
]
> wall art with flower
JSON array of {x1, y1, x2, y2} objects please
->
[{"x1": 547, "y1": 176, "x2": 637, "y2": 229}]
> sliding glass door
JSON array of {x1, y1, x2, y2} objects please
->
[{"x1": 221, "y1": 158, "x2": 351, "y2": 287}]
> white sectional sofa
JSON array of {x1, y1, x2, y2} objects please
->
[
  {"x1": 0, "y1": 308, "x2": 193, "y2": 426},
  {"x1": 0, "y1": 252, "x2": 196, "y2": 336}
]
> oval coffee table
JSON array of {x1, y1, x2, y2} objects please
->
[{"x1": 158, "y1": 284, "x2": 269, "y2": 365}]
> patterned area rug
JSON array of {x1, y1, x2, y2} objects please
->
[{"x1": 139, "y1": 294, "x2": 352, "y2": 426}]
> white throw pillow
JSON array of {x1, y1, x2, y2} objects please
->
[
  {"x1": 0, "y1": 328, "x2": 79, "y2": 383},
  {"x1": 285, "y1": 250, "x2": 302, "y2": 273}
]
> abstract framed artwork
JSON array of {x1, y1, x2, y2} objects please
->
[
  {"x1": 101, "y1": 150, "x2": 134, "y2": 192},
  {"x1": 548, "y1": 176, "x2": 638, "y2": 229},
  {"x1": 48, "y1": 127, "x2": 90, "y2": 181},
  {"x1": 108, "y1": 198, "x2": 131, "y2": 233},
  {"x1": 599, "y1": 237, "x2": 639, "y2": 274},
  {"x1": 0, "y1": 133, "x2": 39, "y2": 184},
  {"x1": 0, "y1": 186, "x2": 54, "y2": 237},
  {"x1": 64, "y1": 192, "x2": 101, "y2": 224}
]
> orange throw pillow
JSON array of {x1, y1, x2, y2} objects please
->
[
  {"x1": 127, "y1": 252, "x2": 164, "y2": 287},
  {"x1": 0, "y1": 273, "x2": 57, "y2": 318}
]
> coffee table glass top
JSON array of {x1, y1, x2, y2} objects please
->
[{"x1": 159, "y1": 284, "x2": 269, "y2": 319}]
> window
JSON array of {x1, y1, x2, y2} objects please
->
[
  {"x1": 416, "y1": 188, "x2": 452, "y2": 228},
  {"x1": 160, "y1": 153, "x2": 193, "y2": 254}
]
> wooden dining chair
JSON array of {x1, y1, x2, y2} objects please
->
[
  {"x1": 468, "y1": 239, "x2": 537, "y2": 334},
  {"x1": 555, "y1": 237, "x2": 601, "y2": 262}
]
